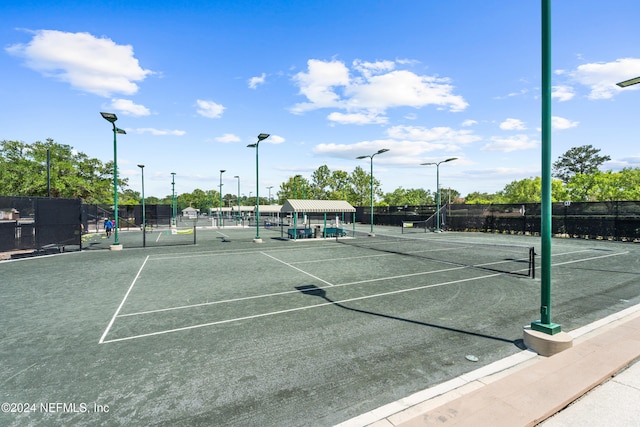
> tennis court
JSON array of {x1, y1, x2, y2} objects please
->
[{"x1": 2, "y1": 225, "x2": 639, "y2": 426}]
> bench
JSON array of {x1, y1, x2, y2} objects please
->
[
  {"x1": 324, "y1": 227, "x2": 347, "y2": 237},
  {"x1": 287, "y1": 228, "x2": 313, "y2": 239}
]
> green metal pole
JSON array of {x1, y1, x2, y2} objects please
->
[
  {"x1": 236, "y1": 176, "x2": 240, "y2": 222},
  {"x1": 369, "y1": 157, "x2": 374, "y2": 234},
  {"x1": 436, "y1": 164, "x2": 441, "y2": 232},
  {"x1": 532, "y1": 0, "x2": 561, "y2": 335},
  {"x1": 255, "y1": 145, "x2": 260, "y2": 240},
  {"x1": 219, "y1": 170, "x2": 225, "y2": 227},
  {"x1": 140, "y1": 166, "x2": 145, "y2": 246},
  {"x1": 171, "y1": 173, "x2": 176, "y2": 226},
  {"x1": 112, "y1": 125, "x2": 119, "y2": 245}
]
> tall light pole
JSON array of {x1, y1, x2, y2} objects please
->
[
  {"x1": 356, "y1": 148, "x2": 389, "y2": 236},
  {"x1": 420, "y1": 157, "x2": 457, "y2": 232},
  {"x1": 267, "y1": 186, "x2": 273, "y2": 204},
  {"x1": 138, "y1": 164, "x2": 146, "y2": 247},
  {"x1": 234, "y1": 175, "x2": 241, "y2": 221},
  {"x1": 171, "y1": 172, "x2": 176, "y2": 226},
  {"x1": 100, "y1": 112, "x2": 126, "y2": 249},
  {"x1": 219, "y1": 169, "x2": 226, "y2": 227},
  {"x1": 247, "y1": 133, "x2": 270, "y2": 242}
]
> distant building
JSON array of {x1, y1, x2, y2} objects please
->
[{"x1": 181, "y1": 206, "x2": 199, "y2": 218}]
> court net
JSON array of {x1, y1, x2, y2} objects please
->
[{"x1": 340, "y1": 231, "x2": 536, "y2": 278}]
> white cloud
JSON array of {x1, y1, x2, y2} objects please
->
[
  {"x1": 215, "y1": 133, "x2": 241, "y2": 143},
  {"x1": 109, "y1": 99, "x2": 150, "y2": 116},
  {"x1": 196, "y1": 99, "x2": 225, "y2": 118},
  {"x1": 569, "y1": 57, "x2": 640, "y2": 99},
  {"x1": 265, "y1": 134, "x2": 285, "y2": 144},
  {"x1": 290, "y1": 58, "x2": 468, "y2": 120},
  {"x1": 552, "y1": 116, "x2": 579, "y2": 130},
  {"x1": 352, "y1": 59, "x2": 395, "y2": 78},
  {"x1": 248, "y1": 73, "x2": 266, "y2": 89},
  {"x1": 499, "y1": 118, "x2": 526, "y2": 130},
  {"x1": 6, "y1": 30, "x2": 152, "y2": 97},
  {"x1": 311, "y1": 124, "x2": 478, "y2": 161},
  {"x1": 291, "y1": 59, "x2": 350, "y2": 113},
  {"x1": 346, "y1": 70, "x2": 468, "y2": 112},
  {"x1": 552, "y1": 85, "x2": 575, "y2": 102},
  {"x1": 134, "y1": 128, "x2": 186, "y2": 136},
  {"x1": 327, "y1": 111, "x2": 388, "y2": 125},
  {"x1": 481, "y1": 134, "x2": 538, "y2": 152},
  {"x1": 313, "y1": 139, "x2": 448, "y2": 161},
  {"x1": 462, "y1": 119, "x2": 477, "y2": 127},
  {"x1": 386, "y1": 125, "x2": 480, "y2": 145}
]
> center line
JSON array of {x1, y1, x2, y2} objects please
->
[{"x1": 261, "y1": 251, "x2": 334, "y2": 286}]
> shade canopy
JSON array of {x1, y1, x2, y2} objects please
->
[{"x1": 280, "y1": 199, "x2": 355, "y2": 213}]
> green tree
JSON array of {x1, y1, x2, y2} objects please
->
[
  {"x1": 0, "y1": 139, "x2": 117, "y2": 202},
  {"x1": 349, "y1": 166, "x2": 380, "y2": 206},
  {"x1": 120, "y1": 189, "x2": 141, "y2": 205},
  {"x1": 497, "y1": 177, "x2": 568, "y2": 203},
  {"x1": 566, "y1": 168, "x2": 640, "y2": 201},
  {"x1": 552, "y1": 145, "x2": 610, "y2": 183},
  {"x1": 311, "y1": 165, "x2": 331, "y2": 200},
  {"x1": 382, "y1": 188, "x2": 432, "y2": 205},
  {"x1": 464, "y1": 191, "x2": 500, "y2": 204},
  {"x1": 440, "y1": 188, "x2": 461, "y2": 204},
  {"x1": 328, "y1": 170, "x2": 350, "y2": 200}
]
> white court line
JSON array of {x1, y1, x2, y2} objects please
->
[
  {"x1": 260, "y1": 251, "x2": 335, "y2": 286},
  {"x1": 155, "y1": 232, "x2": 162, "y2": 243},
  {"x1": 118, "y1": 264, "x2": 469, "y2": 318},
  {"x1": 101, "y1": 271, "x2": 502, "y2": 343},
  {"x1": 98, "y1": 255, "x2": 150, "y2": 344},
  {"x1": 544, "y1": 250, "x2": 629, "y2": 267},
  {"x1": 103, "y1": 247, "x2": 631, "y2": 342},
  {"x1": 147, "y1": 242, "x2": 338, "y2": 261}
]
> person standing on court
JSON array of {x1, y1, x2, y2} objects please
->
[{"x1": 104, "y1": 218, "x2": 113, "y2": 238}]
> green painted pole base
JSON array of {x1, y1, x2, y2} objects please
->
[{"x1": 531, "y1": 320, "x2": 562, "y2": 335}]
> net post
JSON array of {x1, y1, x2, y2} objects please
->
[
  {"x1": 530, "y1": 247, "x2": 536, "y2": 279},
  {"x1": 193, "y1": 225, "x2": 196, "y2": 245}
]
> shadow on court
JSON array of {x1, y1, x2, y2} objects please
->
[{"x1": 295, "y1": 284, "x2": 527, "y2": 350}]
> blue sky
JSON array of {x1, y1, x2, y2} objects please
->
[{"x1": 2, "y1": 0, "x2": 640, "y2": 200}]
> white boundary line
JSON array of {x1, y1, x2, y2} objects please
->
[
  {"x1": 260, "y1": 251, "x2": 335, "y2": 286},
  {"x1": 101, "y1": 247, "x2": 630, "y2": 343},
  {"x1": 118, "y1": 264, "x2": 471, "y2": 318},
  {"x1": 98, "y1": 255, "x2": 149, "y2": 344},
  {"x1": 101, "y1": 272, "x2": 502, "y2": 344}
]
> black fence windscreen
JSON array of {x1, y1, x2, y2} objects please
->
[
  {"x1": 357, "y1": 202, "x2": 640, "y2": 241},
  {"x1": 0, "y1": 196, "x2": 81, "y2": 255}
]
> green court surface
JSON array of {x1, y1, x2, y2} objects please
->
[{"x1": 2, "y1": 225, "x2": 640, "y2": 426}]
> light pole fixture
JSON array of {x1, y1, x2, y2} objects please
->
[
  {"x1": 356, "y1": 148, "x2": 389, "y2": 236},
  {"x1": 267, "y1": 186, "x2": 273, "y2": 204},
  {"x1": 100, "y1": 112, "x2": 126, "y2": 249},
  {"x1": 137, "y1": 164, "x2": 146, "y2": 247},
  {"x1": 617, "y1": 76, "x2": 640, "y2": 88},
  {"x1": 219, "y1": 169, "x2": 226, "y2": 227},
  {"x1": 171, "y1": 172, "x2": 176, "y2": 226},
  {"x1": 420, "y1": 157, "x2": 457, "y2": 232},
  {"x1": 234, "y1": 175, "x2": 241, "y2": 221},
  {"x1": 247, "y1": 133, "x2": 270, "y2": 242}
]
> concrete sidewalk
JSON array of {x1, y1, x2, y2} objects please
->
[{"x1": 338, "y1": 304, "x2": 640, "y2": 427}]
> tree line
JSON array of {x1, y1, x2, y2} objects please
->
[{"x1": 1, "y1": 139, "x2": 636, "y2": 210}]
